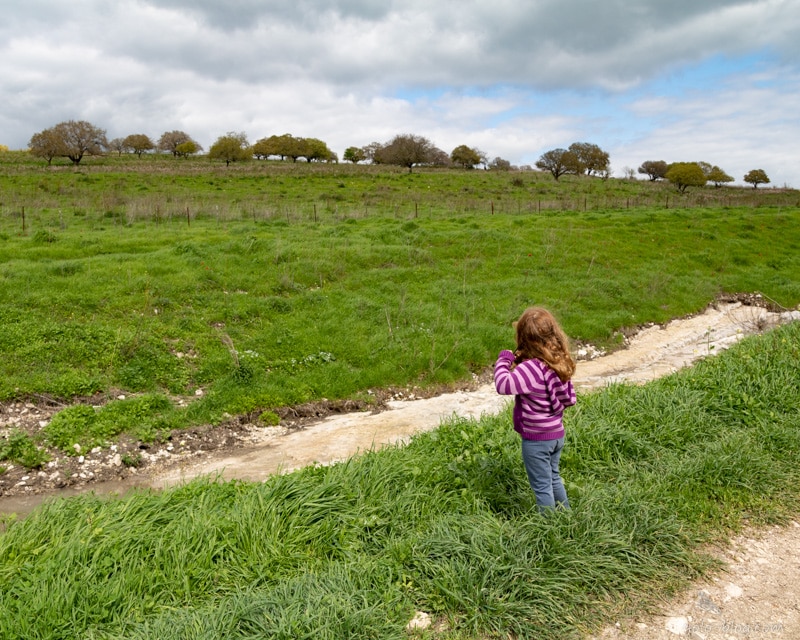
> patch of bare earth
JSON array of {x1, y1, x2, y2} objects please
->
[{"x1": 589, "y1": 522, "x2": 800, "y2": 640}]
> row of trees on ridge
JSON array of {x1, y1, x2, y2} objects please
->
[
  {"x1": 638, "y1": 160, "x2": 770, "y2": 190},
  {"x1": 25, "y1": 120, "x2": 772, "y2": 188}
]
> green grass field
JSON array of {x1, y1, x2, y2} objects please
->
[
  {"x1": 1, "y1": 152, "x2": 799, "y2": 460},
  {"x1": 1, "y1": 152, "x2": 800, "y2": 638}
]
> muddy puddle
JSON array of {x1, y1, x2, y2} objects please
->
[{"x1": 3, "y1": 301, "x2": 798, "y2": 519}]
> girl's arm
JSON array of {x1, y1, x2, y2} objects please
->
[{"x1": 493, "y1": 350, "x2": 517, "y2": 395}]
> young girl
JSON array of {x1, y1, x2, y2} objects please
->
[{"x1": 494, "y1": 307, "x2": 577, "y2": 511}]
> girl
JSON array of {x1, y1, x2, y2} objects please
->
[{"x1": 494, "y1": 307, "x2": 577, "y2": 511}]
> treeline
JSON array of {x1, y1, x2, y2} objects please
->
[{"x1": 24, "y1": 120, "x2": 772, "y2": 188}]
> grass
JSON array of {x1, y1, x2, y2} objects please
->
[
  {"x1": 1, "y1": 322, "x2": 799, "y2": 639},
  {"x1": 1, "y1": 153, "x2": 799, "y2": 461}
]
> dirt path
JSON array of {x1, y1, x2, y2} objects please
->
[
  {"x1": 589, "y1": 522, "x2": 800, "y2": 640},
  {"x1": 2, "y1": 299, "x2": 800, "y2": 639},
  {"x1": 149, "y1": 300, "x2": 800, "y2": 488}
]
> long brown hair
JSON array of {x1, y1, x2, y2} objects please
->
[{"x1": 514, "y1": 307, "x2": 576, "y2": 382}]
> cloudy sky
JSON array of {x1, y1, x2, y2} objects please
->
[{"x1": 2, "y1": 0, "x2": 799, "y2": 186}]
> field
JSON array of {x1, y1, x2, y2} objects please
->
[{"x1": 1, "y1": 152, "x2": 800, "y2": 638}]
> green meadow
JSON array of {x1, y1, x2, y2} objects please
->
[
  {"x1": 1, "y1": 153, "x2": 799, "y2": 454},
  {"x1": 1, "y1": 152, "x2": 800, "y2": 638}
]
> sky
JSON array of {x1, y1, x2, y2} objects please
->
[{"x1": 2, "y1": 0, "x2": 799, "y2": 187}]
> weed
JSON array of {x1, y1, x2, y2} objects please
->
[
  {"x1": 258, "y1": 411, "x2": 280, "y2": 426},
  {"x1": 0, "y1": 430, "x2": 50, "y2": 468},
  {"x1": 121, "y1": 452, "x2": 143, "y2": 468}
]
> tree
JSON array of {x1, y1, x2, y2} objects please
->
[
  {"x1": 706, "y1": 165, "x2": 734, "y2": 188},
  {"x1": 696, "y1": 161, "x2": 714, "y2": 177},
  {"x1": 123, "y1": 134, "x2": 155, "y2": 158},
  {"x1": 343, "y1": 146, "x2": 366, "y2": 164},
  {"x1": 665, "y1": 162, "x2": 707, "y2": 192},
  {"x1": 108, "y1": 137, "x2": 126, "y2": 156},
  {"x1": 252, "y1": 135, "x2": 281, "y2": 160},
  {"x1": 568, "y1": 142, "x2": 609, "y2": 176},
  {"x1": 489, "y1": 156, "x2": 512, "y2": 171},
  {"x1": 450, "y1": 144, "x2": 481, "y2": 169},
  {"x1": 638, "y1": 160, "x2": 668, "y2": 181},
  {"x1": 38, "y1": 120, "x2": 108, "y2": 165},
  {"x1": 158, "y1": 130, "x2": 198, "y2": 156},
  {"x1": 373, "y1": 134, "x2": 437, "y2": 173},
  {"x1": 535, "y1": 148, "x2": 577, "y2": 181},
  {"x1": 303, "y1": 137, "x2": 334, "y2": 163},
  {"x1": 279, "y1": 134, "x2": 306, "y2": 162},
  {"x1": 208, "y1": 131, "x2": 251, "y2": 166},
  {"x1": 29, "y1": 127, "x2": 66, "y2": 165},
  {"x1": 428, "y1": 147, "x2": 451, "y2": 167},
  {"x1": 744, "y1": 169, "x2": 770, "y2": 189},
  {"x1": 361, "y1": 142, "x2": 384, "y2": 164},
  {"x1": 175, "y1": 140, "x2": 201, "y2": 157}
]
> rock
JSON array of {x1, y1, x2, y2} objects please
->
[
  {"x1": 405, "y1": 611, "x2": 431, "y2": 632},
  {"x1": 665, "y1": 616, "x2": 689, "y2": 635}
]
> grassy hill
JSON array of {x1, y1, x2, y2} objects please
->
[{"x1": 1, "y1": 151, "x2": 799, "y2": 463}]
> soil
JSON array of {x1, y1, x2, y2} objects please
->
[{"x1": 2, "y1": 294, "x2": 799, "y2": 638}]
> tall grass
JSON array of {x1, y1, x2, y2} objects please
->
[{"x1": 2, "y1": 323, "x2": 799, "y2": 639}]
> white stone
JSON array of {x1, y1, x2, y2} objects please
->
[
  {"x1": 405, "y1": 611, "x2": 431, "y2": 632},
  {"x1": 665, "y1": 616, "x2": 689, "y2": 635},
  {"x1": 73, "y1": 443, "x2": 81, "y2": 453},
  {"x1": 725, "y1": 583, "x2": 743, "y2": 599},
  {"x1": 78, "y1": 456, "x2": 85, "y2": 464}
]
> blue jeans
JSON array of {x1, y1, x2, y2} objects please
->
[{"x1": 521, "y1": 437, "x2": 570, "y2": 512}]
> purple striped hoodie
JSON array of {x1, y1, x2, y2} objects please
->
[{"x1": 493, "y1": 350, "x2": 576, "y2": 441}]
